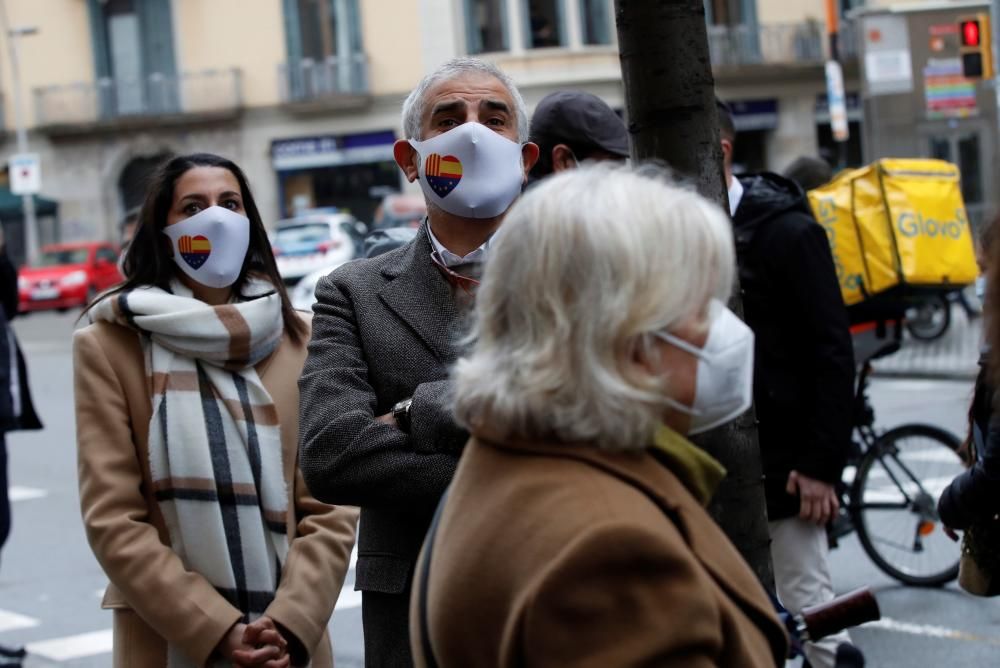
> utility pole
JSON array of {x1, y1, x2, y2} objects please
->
[
  {"x1": 0, "y1": 0, "x2": 38, "y2": 266},
  {"x1": 825, "y1": 0, "x2": 850, "y2": 170},
  {"x1": 614, "y1": 0, "x2": 774, "y2": 588}
]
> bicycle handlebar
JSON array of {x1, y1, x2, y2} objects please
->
[{"x1": 797, "y1": 587, "x2": 881, "y2": 642}]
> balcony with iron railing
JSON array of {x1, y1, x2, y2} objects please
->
[
  {"x1": 278, "y1": 53, "x2": 370, "y2": 112},
  {"x1": 33, "y1": 68, "x2": 243, "y2": 136},
  {"x1": 708, "y1": 21, "x2": 858, "y2": 76}
]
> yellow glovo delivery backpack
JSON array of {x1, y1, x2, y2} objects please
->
[{"x1": 806, "y1": 158, "x2": 978, "y2": 308}]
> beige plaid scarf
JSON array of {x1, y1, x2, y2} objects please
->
[{"x1": 92, "y1": 279, "x2": 288, "y2": 667}]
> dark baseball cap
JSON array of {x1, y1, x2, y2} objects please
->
[{"x1": 530, "y1": 90, "x2": 629, "y2": 158}]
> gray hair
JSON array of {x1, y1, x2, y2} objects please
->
[
  {"x1": 452, "y1": 164, "x2": 736, "y2": 451},
  {"x1": 401, "y1": 58, "x2": 529, "y2": 142}
]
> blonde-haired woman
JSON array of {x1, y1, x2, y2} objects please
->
[{"x1": 411, "y1": 165, "x2": 788, "y2": 667}]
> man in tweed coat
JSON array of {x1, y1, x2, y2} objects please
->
[{"x1": 298, "y1": 58, "x2": 539, "y2": 666}]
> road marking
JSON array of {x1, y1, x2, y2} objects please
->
[
  {"x1": 8, "y1": 486, "x2": 47, "y2": 502},
  {"x1": 871, "y1": 378, "x2": 970, "y2": 392},
  {"x1": 26, "y1": 629, "x2": 113, "y2": 661},
  {"x1": 864, "y1": 617, "x2": 1000, "y2": 645},
  {"x1": 0, "y1": 609, "x2": 39, "y2": 633},
  {"x1": 335, "y1": 588, "x2": 363, "y2": 611}
]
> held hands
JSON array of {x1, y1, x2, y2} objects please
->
[
  {"x1": 786, "y1": 470, "x2": 840, "y2": 526},
  {"x1": 217, "y1": 617, "x2": 290, "y2": 668}
]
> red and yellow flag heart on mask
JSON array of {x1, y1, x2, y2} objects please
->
[
  {"x1": 425, "y1": 154, "x2": 463, "y2": 197},
  {"x1": 178, "y1": 235, "x2": 212, "y2": 269}
]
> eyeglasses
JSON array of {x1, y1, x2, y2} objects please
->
[{"x1": 430, "y1": 251, "x2": 481, "y2": 296}]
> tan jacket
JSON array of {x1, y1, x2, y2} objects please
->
[
  {"x1": 411, "y1": 435, "x2": 789, "y2": 668},
  {"x1": 74, "y1": 316, "x2": 359, "y2": 668}
]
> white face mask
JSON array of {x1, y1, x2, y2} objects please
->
[
  {"x1": 409, "y1": 122, "x2": 525, "y2": 219},
  {"x1": 162, "y1": 206, "x2": 250, "y2": 289},
  {"x1": 654, "y1": 300, "x2": 755, "y2": 435}
]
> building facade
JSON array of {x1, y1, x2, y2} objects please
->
[{"x1": 0, "y1": 0, "x2": 944, "y2": 263}]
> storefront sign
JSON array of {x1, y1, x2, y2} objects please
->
[
  {"x1": 271, "y1": 130, "x2": 396, "y2": 171},
  {"x1": 862, "y1": 14, "x2": 914, "y2": 95},
  {"x1": 728, "y1": 99, "x2": 779, "y2": 132},
  {"x1": 924, "y1": 58, "x2": 978, "y2": 119},
  {"x1": 815, "y1": 93, "x2": 862, "y2": 122}
]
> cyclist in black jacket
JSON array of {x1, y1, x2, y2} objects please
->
[{"x1": 719, "y1": 101, "x2": 857, "y2": 668}]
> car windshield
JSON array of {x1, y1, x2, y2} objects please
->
[
  {"x1": 275, "y1": 224, "x2": 330, "y2": 245},
  {"x1": 36, "y1": 248, "x2": 89, "y2": 266}
]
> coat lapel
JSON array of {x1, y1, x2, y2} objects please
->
[
  {"x1": 377, "y1": 225, "x2": 461, "y2": 363},
  {"x1": 481, "y1": 436, "x2": 785, "y2": 657}
]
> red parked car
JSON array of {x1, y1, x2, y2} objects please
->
[{"x1": 18, "y1": 242, "x2": 122, "y2": 313}]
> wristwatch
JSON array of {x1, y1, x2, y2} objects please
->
[{"x1": 392, "y1": 397, "x2": 414, "y2": 433}]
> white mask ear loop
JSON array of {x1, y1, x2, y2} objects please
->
[
  {"x1": 649, "y1": 330, "x2": 706, "y2": 418},
  {"x1": 654, "y1": 330, "x2": 708, "y2": 361}
]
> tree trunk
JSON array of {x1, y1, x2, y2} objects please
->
[{"x1": 614, "y1": 0, "x2": 775, "y2": 589}]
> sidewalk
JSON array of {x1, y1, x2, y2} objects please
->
[{"x1": 869, "y1": 304, "x2": 981, "y2": 381}]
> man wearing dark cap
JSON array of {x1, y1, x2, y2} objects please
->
[{"x1": 528, "y1": 90, "x2": 629, "y2": 185}]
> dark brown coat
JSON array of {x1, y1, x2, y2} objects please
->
[{"x1": 411, "y1": 435, "x2": 788, "y2": 667}]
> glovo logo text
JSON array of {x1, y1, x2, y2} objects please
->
[
  {"x1": 815, "y1": 196, "x2": 864, "y2": 294},
  {"x1": 896, "y1": 209, "x2": 967, "y2": 240}
]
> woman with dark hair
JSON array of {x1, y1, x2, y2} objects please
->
[
  {"x1": 74, "y1": 154, "x2": 357, "y2": 667},
  {"x1": 938, "y1": 214, "x2": 1000, "y2": 592}
]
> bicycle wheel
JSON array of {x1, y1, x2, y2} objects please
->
[
  {"x1": 905, "y1": 295, "x2": 951, "y2": 342},
  {"x1": 850, "y1": 424, "x2": 964, "y2": 586}
]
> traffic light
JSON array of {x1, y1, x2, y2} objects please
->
[{"x1": 959, "y1": 14, "x2": 993, "y2": 79}]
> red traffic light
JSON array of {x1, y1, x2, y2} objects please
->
[{"x1": 962, "y1": 19, "x2": 981, "y2": 47}]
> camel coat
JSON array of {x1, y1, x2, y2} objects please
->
[
  {"x1": 74, "y1": 315, "x2": 358, "y2": 668},
  {"x1": 411, "y1": 434, "x2": 789, "y2": 667}
]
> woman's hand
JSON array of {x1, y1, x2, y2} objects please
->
[
  {"x1": 216, "y1": 619, "x2": 290, "y2": 668},
  {"x1": 232, "y1": 616, "x2": 290, "y2": 668}
]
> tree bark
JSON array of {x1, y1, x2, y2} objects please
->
[{"x1": 614, "y1": 0, "x2": 775, "y2": 589}]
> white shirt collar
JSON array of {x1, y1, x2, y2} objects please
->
[
  {"x1": 728, "y1": 176, "x2": 744, "y2": 216},
  {"x1": 427, "y1": 223, "x2": 490, "y2": 267}
]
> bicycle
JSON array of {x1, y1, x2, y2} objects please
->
[{"x1": 829, "y1": 337, "x2": 968, "y2": 586}]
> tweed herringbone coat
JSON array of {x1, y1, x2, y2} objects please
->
[
  {"x1": 74, "y1": 314, "x2": 358, "y2": 668},
  {"x1": 299, "y1": 225, "x2": 470, "y2": 664}
]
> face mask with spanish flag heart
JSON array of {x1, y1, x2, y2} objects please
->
[
  {"x1": 409, "y1": 121, "x2": 525, "y2": 219},
  {"x1": 162, "y1": 206, "x2": 250, "y2": 289}
]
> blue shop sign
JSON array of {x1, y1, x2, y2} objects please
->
[
  {"x1": 815, "y1": 93, "x2": 862, "y2": 122},
  {"x1": 729, "y1": 99, "x2": 779, "y2": 132},
  {"x1": 272, "y1": 130, "x2": 396, "y2": 171}
]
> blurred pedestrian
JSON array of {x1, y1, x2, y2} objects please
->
[
  {"x1": 74, "y1": 153, "x2": 358, "y2": 668},
  {"x1": 938, "y1": 214, "x2": 1000, "y2": 595},
  {"x1": 298, "y1": 57, "x2": 539, "y2": 666},
  {"x1": 527, "y1": 89, "x2": 628, "y2": 186},
  {"x1": 0, "y1": 228, "x2": 42, "y2": 665},
  {"x1": 783, "y1": 155, "x2": 834, "y2": 192},
  {"x1": 410, "y1": 164, "x2": 787, "y2": 667},
  {"x1": 719, "y1": 100, "x2": 857, "y2": 668}
]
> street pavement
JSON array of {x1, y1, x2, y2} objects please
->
[
  {"x1": 1, "y1": 310, "x2": 998, "y2": 667},
  {"x1": 870, "y1": 303, "x2": 982, "y2": 380}
]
